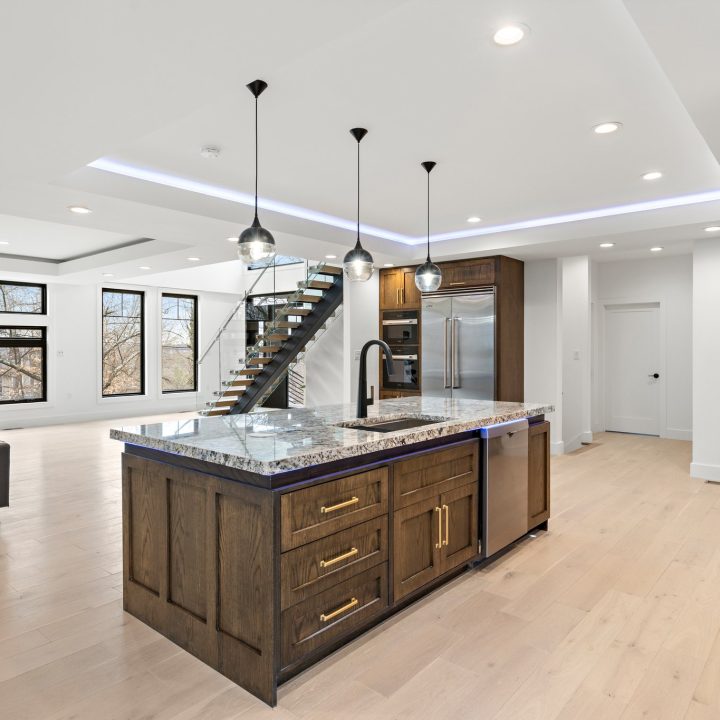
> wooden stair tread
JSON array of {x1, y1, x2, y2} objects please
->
[
  {"x1": 276, "y1": 321, "x2": 301, "y2": 328},
  {"x1": 256, "y1": 345, "x2": 282, "y2": 352},
  {"x1": 222, "y1": 389, "x2": 246, "y2": 397},
  {"x1": 227, "y1": 379, "x2": 254, "y2": 387},
  {"x1": 247, "y1": 357, "x2": 273, "y2": 365},
  {"x1": 204, "y1": 409, "x2": 229, "y2": 416},
  {"x1": 263, "y1": 334, "x2": 289, "y2": 342},
  {"x1": 234, "y1": 368, "x2": 262, "y2": 375},
  {"x1": 304, "y1": 280, "x2": 333, "y2": 290},
  {"x1": 213, "y1": 399, "x2": 238, "y2": 407},
  {"x1": 314, "y1": 264, "x2": 342, "y2": 275},
  {"x1": 285, "y1": 308, "x2": 312, "y2": 316},
  {"x1": 297, "y1": 294, "x2": 322, "y2": 303}
]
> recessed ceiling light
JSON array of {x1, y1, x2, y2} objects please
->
[
  {"x1": 384, "y1": 263, "x2": 394, "y2": 267},
  {"x1": 138, "y1": 266, "x2": 151, "y2": 270},
  {"x1": 704, "y1": 226, "x2": 720, "y2": 233},
  {"x1": 325, "y1": 254, "x2": 337, "y2": 259},
  {"x1": 68, "y1": 205, "x2": 92, "y2": 214},
  {"x1": 226, "y1": 236, "x2": 237, "y2": 242},
  {"x1": 642, "y1": 171, "x2": 663, "y2": 181},
  {"x1": 0, "y1": 241, "x2": 9, "y2": 245},
  {"x1": 650, "y1": 247, "x2": 663, "y2": 252},
  {"x1": 593, "y1": 122, "x2": 622, "y2": 135},
  {"x1": 493, "y1": 24, "x2": 527, "y2": 46},
  {"x1": 467, "y1": 216, "x2": 482, "y2": 223},
  {"x1": 186, "y1": 257, "x2": 200, "y2": 261},
  {"x1": 102, "y1": 272, "x2": 114, "y2": 277},
  {"x1": 599, "y1": 243, "x2": 615, "y2": 248}
]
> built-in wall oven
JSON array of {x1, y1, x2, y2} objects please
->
[
  {"x1": 382, "y1": 350, "x2": 419, "y2": 390},
  {"x1": 381, "y1": 310, "x2": 419, "y2": 347}
]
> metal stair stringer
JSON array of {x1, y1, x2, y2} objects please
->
[{"x1": 229, "y1": 273, "x2": 344, "y2": 414}]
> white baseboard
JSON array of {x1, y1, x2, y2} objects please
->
[
  {"x1": 550, "y1": 440, "x2": 564, "y2": 456},
  {"x1": 581, "y1": 431, "x2": 593, "y2": 444},
  {"x1": 690, "y1": 462, "x2": 720, "y2": 483},
  {"x1": 664, "y1": 428, "x2": 692, "y2": 441},
  {"x1": 563, "y1": 434, "x2": 583, "y2": 454}
]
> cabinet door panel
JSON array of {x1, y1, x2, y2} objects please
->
[
  {"x1": 439, "y1": 482, "x2": 479, "y2": 573},
  {"x1": 528, "y1": 421, "x2": 550, "y2": 529},
  {"x1": 380, "y1": 270, "x2": 402, "y2": 309},
  {"x1": 393, "y1": 496, "x2": 441, "y2": 601},
  {"x1": 402, "y1": 270, "x2": 421, "y2": 308}
]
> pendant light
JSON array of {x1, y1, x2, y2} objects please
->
[
  {"x1": 343, "y1": 128, "x2": 374, "y2": 282},
  {"x1": 414, "y1": 161, "x2": 442, "y2": 292},
  {"x1": 237, "y1": 79, "x2": 276, "y2": 264}
]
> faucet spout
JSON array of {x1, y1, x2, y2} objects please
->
[{"x1": 357, "y1": 340, "x2": 394, "y2": 418}]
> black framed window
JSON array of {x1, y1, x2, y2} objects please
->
[
  {"x1": 102, "y1": 289, "x2": 144, "y2": 397},
  {"x1": 161, "y1": 293, "x2": 197, "y2": 393},
  {"x1": 0, "y1": 281, "x2": 47, "y2": 314},
  {"x1": 0, "y1": 326, "x2": 47, "y2": 404}
]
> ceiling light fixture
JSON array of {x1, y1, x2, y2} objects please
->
[
  {"x1": 102, "y1": 272, "x2": 114, "y2": 277},
  {"x1": 414, "y1": 162, "x2": 442, "y2": 293},
  {"x1": 343, "y1": 128, "x2": 374, "y2": 282},
  {"x1": 138, "y1": 266, "x2": 151, "y2": 270},
  {"x1": 493, "y1": 24, "x2": 527, "y2": 46},
  {"x1": 467, "y1": 216, "x2": 482, "y2": 223},
  {"x1": 593, "y1": 122, "x2": 622, "y2": 135},
  {"x1": 650, "y1": 246, "x2": 663, "y2": 252},
  {"x1": 599, "y1": 243, "x2": 615, "y2": 248},
  {"x1": 384, "y1": 263, "x2": 394, "y2": 267},
  {"x1": 324, "y1": 254, "x2": 337, "y2": 259},
  {"x1": 642, "y1": 171, "x2": 663, "y2": 181},
  {"x1": 68, "y1": 205, "x2": 92, "y2": 214},
  {"x1": 704, "y1": 226, "x2": 720, "y2": 233},
  {"x1": 237, "y1": 79, "x2": 276, "y2": 264},
  {"x1": 187, "y1": 257, "x2": 200, "y2": 261},
  {"x1": 0, "y1": 241, "x2": 8, "y2": 245}
]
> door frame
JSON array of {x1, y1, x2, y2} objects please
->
[{"x1": 599, "y1": 298, "x2": 667, "y2": 437}]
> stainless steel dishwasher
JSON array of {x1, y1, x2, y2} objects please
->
[{"x1": 480, "y1": 419, "x2": 529, "y2": 558}]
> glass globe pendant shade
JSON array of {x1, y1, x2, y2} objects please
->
[
  {"x1": 237, "y1": 216, "x2": 276, "y2": 263},
  {"x1": 343, "y1": 238, "x2": 374, "y2": 282},
  {"x1": 415, "y1": 259, "x2": 442, "y2": 292}
]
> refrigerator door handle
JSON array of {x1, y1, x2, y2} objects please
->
[
  {"x1": 443, "y1": 317, "x2": 450, "y2": 388},
  {"x1": 452, "y1": 317, "x2": 460, "y2": 388}
]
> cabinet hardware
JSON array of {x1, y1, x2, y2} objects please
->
[
  {"x1": 320, "y1": 597, "x2": 359, "y2": 622},
  {"x1": 320, "y1": 496, "x2": 360, "y2": 514},
  {"x1": 442, "y1": 504, "x2": 449, "y2": 546},
  {"x1": 320, "y1": 547, "x2": 359, "y2": 568},
  {"x1": 401, "y1": 288, "x2": 405, "y2": 304},
  {"x1": 435, "y1": 506, "x2": 443, "y2": 549},
  {"x1": 449, "y1": 281, "x2": 465, "y2": 286},
  {"x1": 396, "y1": 288, "x2": 401, "y2": 304}
]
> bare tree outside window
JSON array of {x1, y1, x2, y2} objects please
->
[
  {"x1": 102, "y1": 289, "x2": 144, "y2": 396},
  {"x1": 0, "y1": 281, "x2": 46, "y2": 314},
  {"x1": 162, "y1": 294, "x2": 197, "y2": 392},
  {"x1": 0, "y1": 327, "x2": 46, "y2": 403}
]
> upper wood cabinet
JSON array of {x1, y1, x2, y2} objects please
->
[
  {"x1": 440, "y1": 258, "x2": 495, "y2": 290},
  {"x1": 379, "y1": 267, "x2": 421, "y2": 309}
]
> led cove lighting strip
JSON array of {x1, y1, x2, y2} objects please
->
[{"x1": 89, "y1": 158, "x2": 720, "y2": 246}]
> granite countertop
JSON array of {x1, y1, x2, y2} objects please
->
[{"x1": 110, "y1": 397, "x2": 553, "y2": 476}]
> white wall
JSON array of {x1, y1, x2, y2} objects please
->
[
  {"x1": 594, "y1": 255, "x2": 692, "y2": 440},
  {"x1": 524, "y1": 260, "x2": 563, "y2": 452},
  {"x1": 0, "y1": 281, "x2": 237, "y2": 429},
  {"x1": 305, "y1": 314, "x2": 344, "y2": 407},
  {"x1": 691, "y1": 241, "x2": 720, "y2": 481}
]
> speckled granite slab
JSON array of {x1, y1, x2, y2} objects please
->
[{"x1": 110, "y1": 397, "x2": 553, "y2": 476}]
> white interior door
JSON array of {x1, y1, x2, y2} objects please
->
[{"x1": 604, "y1": 303, "x2": 662, "y2": 436}]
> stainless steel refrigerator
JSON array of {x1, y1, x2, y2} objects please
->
[{"x1": 421, "y1": 288, "x2": 495, "y2": 400}]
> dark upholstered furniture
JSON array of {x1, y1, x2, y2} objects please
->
[{"x1": 0, "y1": 441, "x2": 8, "y2": 508}]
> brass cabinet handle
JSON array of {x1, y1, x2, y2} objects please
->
[
  {"x1": 449, "y1": 281, "x2": 465, "y2": 286},
  {"x1": 443, "y1": 504, "x2": 449, "y2": 546},
  {"x1": 396, "y1": 288, "x2": 400, "y2": 304},
  {"x1": 320, "y1": 597, "x2": 358, "y2": 622},
  {"x1": 401, "y1": 288, "x2": 405, "y2": 304},
  {"x1": 320, "y1": 496, "x2": 359, "y2": 514},
  {"x1": 320, "y1": 547, "x2": 359, "y2": 568},
  {"x1": 435, "y1": 506, "x2": 442, "y2": 549}
]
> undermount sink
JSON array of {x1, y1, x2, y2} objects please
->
[{"x1": 338, "y1": 415, "x2": 449, "y2": 433}]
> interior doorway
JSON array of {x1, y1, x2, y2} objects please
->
[{"x1": 604, "y1": 303, "x2": 662, "y2": 436}]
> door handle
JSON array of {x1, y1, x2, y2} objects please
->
[
  {"x1": 442, "y1": 504, "x2": 449, "y2": 546},
  {"x1": 452, "y1": 318, "x2": 459, "y2": 388},
  {"x1": 649, "y1": 373, "x2": 660, "y2": 379},
  {"x1": 443, "y1": 318, "x2": 450, "y2": 388},
  {"x1": 435, "y1": 506, "x2": 442, "y2": 549}
]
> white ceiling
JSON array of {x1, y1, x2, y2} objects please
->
[{"x1": 1, "y1": 0, "x2": 719, "y2": 280}]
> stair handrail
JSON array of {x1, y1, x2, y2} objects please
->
[{"x1": 197, "y1": 259, "x2": 275, "y2": 365}]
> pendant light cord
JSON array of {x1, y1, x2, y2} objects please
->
[
  {"x1": 426, "y1": 170, "x2": 431, "y2": 261},
  {"x1": 254, "y1": 95, "x2": 259, "y2": 218},
  {"x1": 356, "y1": 138, "x2": 360, "y2": 241}
]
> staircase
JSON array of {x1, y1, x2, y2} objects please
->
[{"x1": 200, "y1": 263, "x2": 343, "y2": 416}]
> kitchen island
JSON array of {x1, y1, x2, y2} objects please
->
[{"x1": 111, "y1": 397, "x2": 552, "y2": 705}]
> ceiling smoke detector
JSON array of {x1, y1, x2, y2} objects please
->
[{"x1": 200, "y1": 145, "x2": 221, "y2": 159}]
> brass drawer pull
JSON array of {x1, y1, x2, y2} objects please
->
[
  {"x1": 320, "y1": 547, "x2": 359, "y2": 568},
  {"x1": 435, "y1": 506, "x2": 442, "y2": 549},
  {"x1": 320, "y1": 597, "x2": 359, "y2": 622},
  {"x1": 443, "y1": 504, "x2": 449, "y2": 546},
  {"x1": 449, "y1": 281, "x2": 466, "y2": 286},
  {"x1": 320, "y1": 496, "x2": 359, "y2": 514}
]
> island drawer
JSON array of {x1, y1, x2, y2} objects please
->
[
  {"x1": 281, "y1": 563, "x2": 388, "y2": 667},
  {"x1": 280, "y1": 467, "x2": 388, "y2": 550},
  {"x1": 393, "y1": 439, "x2": 479, "y2": 509},
  {"x1": 281, "y1": 516, "x2": 388, "y2": 609}
]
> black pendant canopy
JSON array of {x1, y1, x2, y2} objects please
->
[
  {"x1": 343, "y1": 127, "x2": 374, "y2": 282},
  {"x1": 414, "y1": 161, "x2": 442, "y2": 292},
  {"x1": 237, "y1": 79, "x2": 276, "y2": 264}
]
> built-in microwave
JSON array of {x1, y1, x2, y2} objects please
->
[
  {"x1": 381, "y1": 310, "x2": 419, "y2": 347},
  {"x1": 383, "y1": 347, "x2": 419, "y2": 390}
]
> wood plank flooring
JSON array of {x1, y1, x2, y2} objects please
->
[{"x1": 0, "y1": 417, "x2": 718, "y2": 719}]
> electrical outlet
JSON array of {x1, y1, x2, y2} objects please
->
[{"x1": 354, "y1": 350, "x2": 361, "y2": 361}]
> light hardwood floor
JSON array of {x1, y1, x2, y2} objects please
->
[{"x1": 1, "y1": 415, "x2": 719, "y2": 720}]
